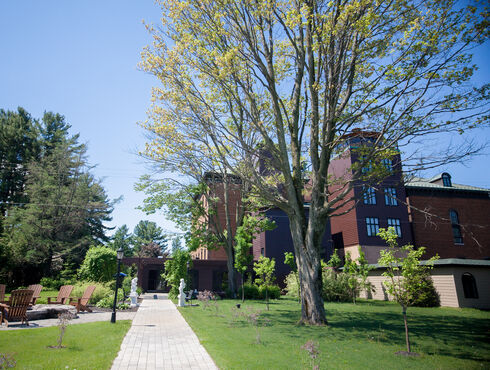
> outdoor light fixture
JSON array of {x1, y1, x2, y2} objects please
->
[{"x1": 111, "y1": 248, "x2": 124, "y2": 323}]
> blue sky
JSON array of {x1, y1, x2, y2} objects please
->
[{"x1": 1, "y1": 1, "x2": 489, "y2": 236}]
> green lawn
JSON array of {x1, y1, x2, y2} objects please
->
[
  {"x1": 179, "y1": 298, "x2": 490, "y2": 369},
  {"x1": 0, "y1": 321, "x2": 130, "y2": 369}
]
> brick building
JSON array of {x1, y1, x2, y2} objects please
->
[{"x1": 406, "y1": 173, "x2": 490, "y2": 260}]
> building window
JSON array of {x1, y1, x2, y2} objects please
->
[
  {"x1": 384, "y1": 187, "x2": 398, "y2": 206},
  {"x1": 462, "y1": 273, "x2": 478, "y2": 299},
  {"x1": 363, "y1": 186, "x2": 376, "y2": 205},
  {"x1": 449, "y1": 209, "x2": 463, "y2": 244},
  {"x1": 366, "y1": 217, "x2": 379, "y2": 236},
  {"x1": 387, "y1": 218, "x2": 402, "y2": 237},
  {"x1": 382, "y1": 158, "x2": 393, "y2": 173},
  {"x1": 260, "y1": 248, "x2": 265, "y2": 256},
  {"x1": 442, "y1": 173, "x2": 452, "y2": 187},
  {"x1": 361, "y1": 156, "x2": 372, "y2": 174}
]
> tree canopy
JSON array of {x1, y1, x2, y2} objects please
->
[
  {"x1": 141, "y1": 0, "x2": 489, "y2": 324},
  {"x1": 0, "y1": 108, "x2": 113, "y2": 286}
]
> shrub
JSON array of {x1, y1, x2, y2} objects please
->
[
  {"x1": 284, "y1": 272, "x2": 299, "y2": 298},
  {"x1": 259, "y1": 285, "x2": 280, "y2": 299},
  {"x1": 95, "y1": 290, "x2": 125, "y2": 308},
  {"x1": 39, "y1": 277, "x2": 75, "y2": 290},
  {"x1": 410, "y1": 273, "x2": 440, "y2": 307},
  {"x1": 241, "y1": 282, "x2": 281, "y2": 300},
  {"x1": 242, "y1": 282, "x2": 260, "y2": 299},
  {"x1": 78, "y1": 246, "x2": 117, "y2": 282},
  {"x1": 322, "y1": 269, "x2": 352, "y2": 302},
  {"x1": 71, "y1": 281, "x2": 113, "y2": 305}
]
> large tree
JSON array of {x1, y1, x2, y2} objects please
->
[
  {"x1": 141, "y1": 0, "x2": 488, "y2": 324},
  {"x1": 1, "y1": 111, "x2": 113, "y2": 285},
  {"x1": 132, "y1": 220, "x2": 168, "y2": 255},
  {"x1": 0, "y1": 108, "x2": 40, "y2": 231}
]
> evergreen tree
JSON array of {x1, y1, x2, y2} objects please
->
[
  {"x1": 108, "y1": 225, "x2": 133, "y2": 257},
  {"x1": 0, "y1": 111, "x2": 112, "y2": 285},
  {"x1": 132, "y1": 220, "x2": 167, "y2": 255}
]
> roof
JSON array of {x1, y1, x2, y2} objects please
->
[
  {"x1": 369, "y1": 258, "x2": 490, "y2": 269},
  {"x1": 405, "y1": 175, "x2": 489, "y2": 194}
]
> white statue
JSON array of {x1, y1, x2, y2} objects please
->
[
  {"x1": 177, "y1": 278, "x2": 186, "y2": 307},
  {"x1": 130, "y1": 277, "x2": 139, "y2": 307}
]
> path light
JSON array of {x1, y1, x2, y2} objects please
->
[{"x1": 111, "y1": 248, "x2": 124, "y2": 323}]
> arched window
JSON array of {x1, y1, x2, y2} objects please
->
[
  {"x1": 442, "y1": 173, "x2": 452, "y2": 187},
  {"x1": 449, "y1": 209, "x2": 463, "y2": 244},
  {"x1": 462, "y1": 273, "x2": 478, "y2": 299}
]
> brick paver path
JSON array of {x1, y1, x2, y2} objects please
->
[{"x1": 111, "y1": 293, "x2": 217, "y2": 370}]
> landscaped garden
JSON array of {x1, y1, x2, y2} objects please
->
[
  {"x1": 0, "y1": 321, "x2": 131, "y2": 369},
  {"x1": 179, "y1": 297, "x2": 490, "y2": 369}
]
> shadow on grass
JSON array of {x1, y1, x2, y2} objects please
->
[{"x1": 260, "y1": 301, "x2": 490, "y2": 362}]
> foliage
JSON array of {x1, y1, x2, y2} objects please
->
[
  {"x1": 162, "y1": 249, "x2": 191, "y2": 298},
  {"x1": 71, "y1": 281, "x2": 113, "y2": 305},
  {"x1": 39, "y1": 276, "x2": 75, "y2": 291},
  {"x1": 141, "y1": 0, "x2": 489, "y2": 325},
  {"x1": 107, "y1": 225, "x2": 134, "y2": 257},
  {"x1": 0, "y1": 109, "x2": 112, "y2": 286},
  {"x1": 343, "y1": 248, "x2": 375, "y2": 303},
  {"x1": 0, "y1": 321, "x2": 131, "y2": 369},
  {"x1": 321, "y1": 269, "x2": 353, "y2": 303},
  {"x1": 377, "y1": 227, "x2": 439, "y2": 352},
  {"x1": 132, "y1": 220, "x2": 167, "y2": 255},
  {"x1": 254, "y1": 256, "x2": 276, "y2": 310},
  {"x1": 284, "y1": 271, "x2": 300, "y2": 298},
  {"x1": 95, "y1": 290, "x2": 125, "y2": 309},
  {"x1": 78, "y1": 246, "x2": 117, "y2": 282},
  {"x1": 0, "y1": 108, "x2": 40, "y2": 232},
  {"x1": 241, "y1": 282, "x2": 281, "y2": 300},
  {"x1": 327, "y1": 249, "x2": 343, "y2": 269},
  {"x1": 235, "y1": 215, "x2": 276, "y2": 301}
]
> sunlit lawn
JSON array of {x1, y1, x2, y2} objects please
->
[
  {"x1": 0, "y1": 321, "x2": 130, "y2": 369},
  {"x1": 179, "y1": 298, "x2": 490, "y2": 369}
]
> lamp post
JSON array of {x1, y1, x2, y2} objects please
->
[{"x1": 111, "y1": 248, "x2": 124, "y2": 324}]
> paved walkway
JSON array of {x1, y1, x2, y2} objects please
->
[{"x1": 111, "y1": 293, "x2": 217, "y2": 370}]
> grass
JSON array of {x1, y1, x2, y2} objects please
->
[
  {"x1": 179, "y1": 297, "x2": 490, "y2": 369},
  {"x1": 0, "y1": 321, "x2": 130, "y2": 369}
]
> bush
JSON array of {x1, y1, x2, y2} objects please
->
[
  {"x1": 322, "y1": 269, "x2": 352, "y2": 302},
  {"x1": 242, "y1": 282, "x2": 260, "y2": 299},
  {"x1": 78, "y1": 246, "x2": 117, "y2": 282},
  {"x1": 241, "y1": 282, "x2": 281, "y2": 300},
  {"x1": 284, "y1": 272, "x2": 299, "y2": 298},
  {"x1": 39, "y1": 277, "x2": 75, "y2": 290},
  {"x1": 71, "y1": 281, "x2": 113, "y2": 305},
  {"x1": 410, "y1": 273, "x2": 440, "y2": 307},
  {"x1": 259, "y1": 285, "x2": 280, "y2": 299},
  {"x1": 95, "y1": 290, "x2": 125, "y2": 308}
]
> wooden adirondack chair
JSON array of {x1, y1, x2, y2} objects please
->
[
  {"x1": 47, "y1": 285, "x2": 74, "y2": 304},
  {"x1": 0, "y1": 284, "x2": 5, "y2": 302},
  {"x1": 27, "y1": 284, "x2": 43, "y2": 305},
  {"x1": 69, "y1": 285, "x2": 96, "y2": 313},
  {"x1": 0, "y1": 289, "x2": 34, "y2": 327}
]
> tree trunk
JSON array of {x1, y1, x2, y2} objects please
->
[
  {"x1": 403, "y1": 307, "x2": 411, "y2": 353},
  {"x1": 290, "y1": 216, "x2": 327, "y2": 325},
  {"x1": 225, "y1": 245, "x2": 236, "y2": 296},
  {"x1": 241, "y1": 273, "x2": 244, "y2": 302}
]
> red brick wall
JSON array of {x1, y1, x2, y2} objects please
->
[
  {"x1": 191, "y1": 180, "x2": 242, "y2": 261},
  {"x1": 407, "y1": 191, "x2": 490, "y2": 259},
  {"x1": 328, "y1": 151, "x2": 360, "y2": 247}
]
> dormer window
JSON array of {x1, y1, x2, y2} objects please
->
[{"x1": 442, "y1": 173, "x2": 452, "y2": 187}]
